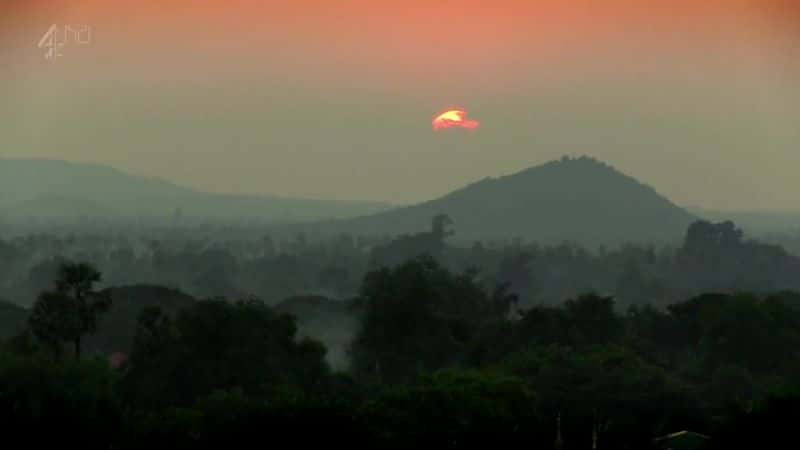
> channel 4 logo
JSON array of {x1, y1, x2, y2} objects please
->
[{"x1": 37, "y1": 24, "x2": 92, "y2": 61}]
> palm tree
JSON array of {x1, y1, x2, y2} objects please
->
[{"x1": 29, "y1": 262, "x2": 111, "y2": 359}]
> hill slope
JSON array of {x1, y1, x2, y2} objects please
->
[
  {"x1": 310, "y1": 156, "x2": 696, "y2": 246},
  {"x1": 0, "y1": 158, "x2": 390, "y2": 224}
]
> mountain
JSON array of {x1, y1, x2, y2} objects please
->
[
  {"x1": 0, "y1": 158, "x2": 390, "y2": 225},
  {"x1": 306, "y1": 156, "x2": 697, "y2": 246}
]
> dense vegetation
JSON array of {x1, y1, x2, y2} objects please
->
[
  {"x1": 2, "y1": 215, "x2": 799, "y2": 311},
  {"x1": 2, "y1": 223, "x2": 800, "y2": 447}
]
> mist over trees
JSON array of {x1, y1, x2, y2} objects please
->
[
  {"x1": 2, "y1": 250, "x2": 800, "y2": 448},
  {"x1": 2, "y1": 215, "x2": 797, "y2": 315},
  {"x1": 2, "y1": 159, "x2": 800, "y2": 447}
]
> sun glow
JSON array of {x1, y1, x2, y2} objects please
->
[{"x1": 432, "y1": 108, "x2": 480, "y2": 131}]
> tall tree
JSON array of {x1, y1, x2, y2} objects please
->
[
  {"x1": 29, "y1": 262, "x2": 111, "y2": 359},
  {"x1": 351, "y1": 256, "x2": 514, "y2": 382},
  {"x1": 123, "y1": 299, "x2": 330, "y2": 408}
]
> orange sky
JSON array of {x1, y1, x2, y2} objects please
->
[
  {"x1": 2, "y1": 1, "x2": 800, "y2": 209},
  {"x1": 5, "y1": 0, "x2": 799, "y2": 89}
]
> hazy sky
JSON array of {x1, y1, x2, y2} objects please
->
[{"x1": 2, "y1": 1, "x2": 799, "y2": 210}]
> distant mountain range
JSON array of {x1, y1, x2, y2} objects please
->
[
  {"x1": 303, "y1": 156, "x2": 698, "y2": 246},
  {"x1": 0, "y1": 158, "x2": 391, "y2": 224},
  {"x1": 2, "y1": 156, "x2": 705, "y2": 245}
]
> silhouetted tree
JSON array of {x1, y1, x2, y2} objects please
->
[
  {"x1": 351, "y1": 256, "x2": 513, "y2": 382},
  {"x1": 123, "y1": 299, "x2": 329, "y2": 408},
  {"x1": 28, "y1": 262, "x2": 111, "y2": 359}
]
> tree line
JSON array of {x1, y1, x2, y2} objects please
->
[
  {"x1": 1, "y1": 218, "x2": 799, "y2": 311},
  {"x1": 2, "y1": 253, "x2": 800, "y2": 448}
]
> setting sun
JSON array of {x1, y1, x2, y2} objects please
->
[{"x1": 432, "y1": 108, "x2": 480, "y2": 131}]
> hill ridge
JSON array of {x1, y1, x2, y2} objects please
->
[
  {"x1": 306, "y1": 155, "x2": 696, "y2": 246},
  {"x1": 0, "y1": 158, "x2": 391, "y2": 224}
]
